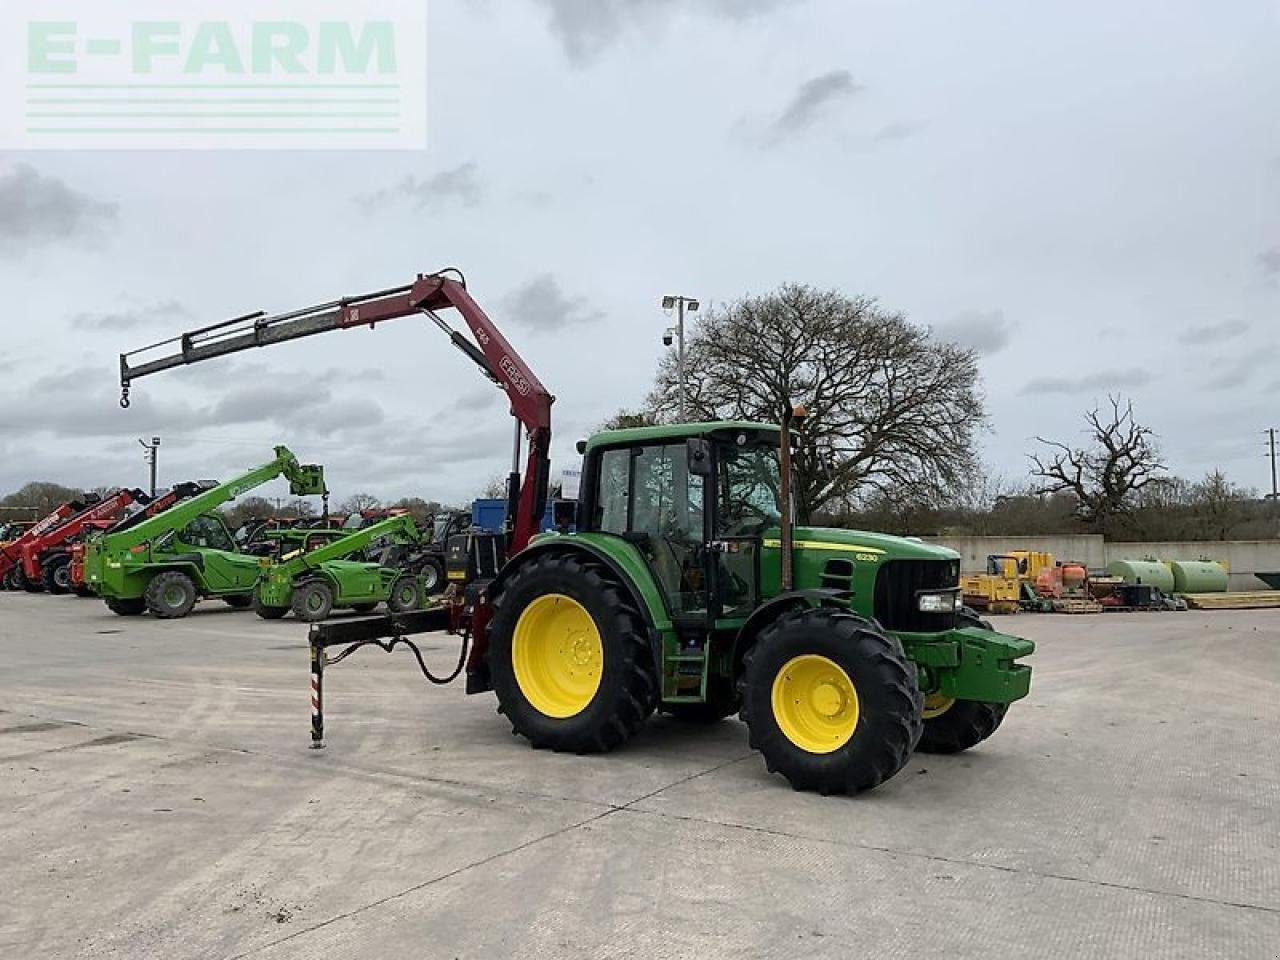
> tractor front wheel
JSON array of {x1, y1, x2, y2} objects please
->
[
  {"x1": 386, "y1": 575, "x2": 421, "y2": 613},
  {"x1": 740, "y1": 607, "x2": 922, "y2": 795},
  {"x1": 489, "y1": 553, "x2": 657, "y2": 753},
  {"x1": 418, "y1": 559, "x2": 445, "y2": 596},
  {"x1": 145, "y1": 571, "x2": 198, "y2": 619},
  {"x1": 292, "y1": 580, "x2": 334, "y2": 622},
  {"x1": 915, "y1": 607, "x2": 1008, "y2": 754},
  {"x1": 105, "y1": 597, "x2": 146, "y2": 616}
]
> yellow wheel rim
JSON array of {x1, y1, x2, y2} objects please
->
[
  {"x1": 512, "y1": 593, "x2": 603, "y2": 718},
  {"x1": 922, "y1": 692, "x2": 955, "y2": 719},
  {"x1": 770, "y1": 655, "x2": 860, "y2": 754}
]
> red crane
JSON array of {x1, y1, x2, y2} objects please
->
[{"x1": 120, "y1": 270, "x2": 553, "y2": 552}]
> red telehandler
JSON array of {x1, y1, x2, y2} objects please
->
[
  {"x1": 68, "y1": 481, "x2": 213, "y2": 595},
  {"x1": 1, "y1": 497, "x2": 94, "y2": 591},
  {"x1": 14, "y1": 488, "x2": 150, "y2": 593}
]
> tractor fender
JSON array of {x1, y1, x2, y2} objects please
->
[
  {"x1": 730, "y1": 588, "x2": 855, "y2": 682},
  {"x1": 489, "y1": 539, "x2": 664, "y2": 673}
]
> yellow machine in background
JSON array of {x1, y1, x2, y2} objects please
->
[{"x1": 961, "y1": 551, "x2": 1062, "y2": 615}]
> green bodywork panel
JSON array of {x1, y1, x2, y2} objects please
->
[
  {"x1": 255, "y1": 514, "x2": 421, "y2": 609},
  {"x1": 83, "y1": 446, "x2": 325, "y2": 600}
]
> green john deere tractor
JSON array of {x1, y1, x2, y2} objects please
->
[
  {"x1": 253, "y1": 513, "x2": 425, "y2": 621},
  {"x1": 476, "y1": 421, "x2": 1034, "y2": 795}
]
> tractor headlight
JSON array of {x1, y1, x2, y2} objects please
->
[{"x1": 917, "y1": 590, "x2": 961, "y2": 613}]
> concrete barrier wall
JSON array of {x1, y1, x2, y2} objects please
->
[{"x1": 924, "y1": 536, "x2": 1280, "y2": 591}]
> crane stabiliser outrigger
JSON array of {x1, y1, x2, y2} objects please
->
[{"x1": 118, "y1": 270, "x2": 555, "y2": 746}]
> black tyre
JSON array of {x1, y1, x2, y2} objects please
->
[
  {"x1": 350, "y1": 602, "x2": 378, "y2": 613},
  {"x1": 43, "y1": 557, "x2": 72, "y2": 595},
  {"x1": 222, "y1": 594, "x2": 253, "y2": 609},
  {"x1": 740, "y1": 607, "x2": 922, "y2": 795},
  {"x1": 660, "y1": 675, "x2": 740, "y2": 724},
  {"x1": 252, "y1": 584, "x2": 288, "y2": 620},
  {"x1": 17, "y1": 565, "x2": 43, "y2": 593},
  {"x1": 105, "y1": 597, "x2": 146, "y2": 617},
  {"x1": 291, "y1": 579, "x2": 334, "y2": 622},
  {"x1": 386, "y1": 575, "x2": 421, "y2": 613},
  {"x1": 418, "y1": 558, "x2": 445, "y2": 596},
  {"x1": 915, "y1": 607, "x2": 1009, "y2": 755},
  {"x1": 72, "y1": 585, "x2": 96, "y2": 598},
  {"x1": 489, "y1": 553, "x2": 657, "y2": 753},
  {"x1": 144, "y1": 571, "x2": 198, "y2": 619}
]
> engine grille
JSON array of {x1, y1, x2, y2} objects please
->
[{"x1": 874, "y1": 559, "x2": 961, "y2": 633}]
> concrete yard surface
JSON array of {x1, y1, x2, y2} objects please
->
[{"x1": 1, "y1": 593, "x2": 1278, "y2": 959}]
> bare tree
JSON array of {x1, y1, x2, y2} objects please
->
[
  {"x1": 643, "y1": 283, "x2": 985, "y2": 520},
  {"x1": 338, "y1": 492, "x2": 381, "y2": 514},
  {"x1": 1030, "y1": 395, "x2": 1165, "y2": 534}
]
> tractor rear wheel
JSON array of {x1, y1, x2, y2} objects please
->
[
  {"x1": 660, "y1": 675, "x2": 740, "y2": 724},
  {"x1": 146, "y1": 571, "x2": 198, "y2": 619},
  {"x1": 252, "y1": 584, "x2": 288, "y2": 620},
  {"x1": 292, "y1": 580, "x2": 334, "y2": 622},
  {"x1": 223, "y1": 594, "x2": 253, "y2": 609},
  {"x1": 489, "y1": 553, "x2": 656, "y2": 753},
  {"x1": 386, "y1": 575, "x2": 421, "y2": 613},
  {"x1": 915, "y1": 608, "x2": 1008, "y2": 755},
  {"x1": 105, "y1": 597, "x2": 146, "y2": 617},
  {"x1": 43, "y1": 557, "x2": 72, "y2": 594},
  {"x1": 740, "y1": 607, "x2": 922, "y2": 795}
]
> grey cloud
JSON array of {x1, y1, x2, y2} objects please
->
[
  {"x1": 502, "y1": 274, "x2": 604, "y2": 330},
  {"x1": 70, "y1": 300, "x2": 191, "y2": 332},
  {"x1": 0, "y1": 163, "x2": 119, "y2": 258},
  {"x1": 1199, "y1": 346, "x2": 1277, "y2": 390},
  {"x1": 934, "y1": 309, "x2": 1013, "y2": 356},
  {"x1": 1177, "y1": 319, "x2": 1249, "y2": 345},
  {"x1": 1258, "y1": 248, "x2": 1280, "y2": 274},
  {"x1": 1020, "y1": 368, "x2": 1153, "y2": 395},
  {"x1": 357, "y1": 162, "x2": 482, "y2": 213},
  {"x1": 874, "y1": 123, "x2": 918, "y2": 142},
  {"x1": 536, "y1": 0, "x2": 792, "y2": 64},
  {"x1": 769, "y1": 70, "x2": 862, "y2": 140}
]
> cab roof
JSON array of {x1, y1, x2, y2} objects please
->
[{"x1": 583, "y1": 421, "x2": 780, "y2": 453}]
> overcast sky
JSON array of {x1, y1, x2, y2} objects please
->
[{"x1": 2, "y1": 0, "x2": 1278, "y2": 507}]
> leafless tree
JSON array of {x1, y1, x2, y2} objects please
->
[
  {"x1": 338, "y1": 492, "x2": 381, "y2": 514},
  {"x1": 643, "y1": 283, "x2": 985, "y2": 520},
  {"x1": 1030, "y1": 395, "x2": 1165, "y2": 534}
]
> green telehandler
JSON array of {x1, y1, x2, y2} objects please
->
[
  {"x1": 253, "y1": 513, "x2": 425, "y2": 621},
  {"x1": 117, "y1": 272, "x2": 1034, "y2": 795},
  {"x1": 82, "y1": 446, "x2": 326, "y2": 618}
]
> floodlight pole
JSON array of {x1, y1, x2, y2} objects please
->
[
  {"x1": 662, "y1": 295, "x2": 699, "y2": 422},
  {"x1": 138, "y1": 436, "x2": 160, "y2": 496}
]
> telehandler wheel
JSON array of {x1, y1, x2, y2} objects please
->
[
  {"x1": 252, "y1": 585, "x2": 288, "y2": 620},
  {"x1": 489, "y1": 553, "x2": 657, "y2": 753},
  {"x1": 740, "y1": 607, "x2": 922, "y2": 795},
  {"x1": 18, "y1": 566, "x2": 43, "y2": 593},
  {"x1": 43, "y1": 558, "x2": 72, "y2": 594},
  {"x1": 222, "y1": 594, "x2": 253, "y2": 609},
  {"x1": 916, "y1": 607, "x2": 1008, "y2": 755},
  {"x1": 386, "y1": 575, "x2": 421, "y2": 613},
  {"x1": 418, "y1": 559, "x2": 445, "y2": 596},
  {"x1": 660, "y1": 675, "x2": 740, "y2": 724},
  {"x1": 292, "y1": 580, "x2": 334, "y2": 622},
  {"x1": 105, "y1": 597, "x2": 146, "y2": 616},
  {"x1": 145, "y1": 571, "x2": 198, "y2": 619}
]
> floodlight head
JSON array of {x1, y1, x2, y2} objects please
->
[
  {"x1": 661, "y1": 295, "x2": 676, "y2": 310},
  {"x1": 687, "y1": 300, "x2": 700, "y2": 312}
]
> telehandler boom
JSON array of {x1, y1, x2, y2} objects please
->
[
  {"x1": 16, "y1": 487, "x2": 150, "y2": 593},
  {"x1": 0, "y1": 497, "x2": 90, "y2": 588}
]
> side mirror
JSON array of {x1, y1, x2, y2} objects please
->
[{"x1": 687, "y1": 438, "x2": 712, "y2": 476}]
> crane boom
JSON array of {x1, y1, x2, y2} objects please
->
[{"x1": 119, "y1": 271, "x2": 554, "y2": 552}]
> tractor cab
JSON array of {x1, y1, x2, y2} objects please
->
[{"x1": 578, "y1": 422, "x2": 781, "y2": 633}]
